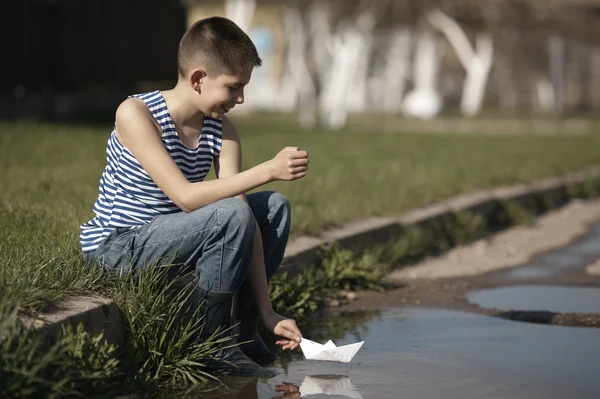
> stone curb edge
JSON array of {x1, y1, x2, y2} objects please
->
[
  {"x1": 279, "y1": 166, "x2": 600, "y2": 275},
  {"x1": 27, "y1": 166, "x2": 600, "y2": 346}
]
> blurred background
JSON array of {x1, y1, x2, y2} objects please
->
[{"x1": 2, "y1": 0, "x2": 600, "y2": 131}]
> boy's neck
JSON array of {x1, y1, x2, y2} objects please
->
[{"x1": 161, "y1": 84, "x2": 205, "y2": 131}]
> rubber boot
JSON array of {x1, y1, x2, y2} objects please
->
[
  {"x1": 197, "y1": 288, "x2": 276, "y2": 378},
  {"x1": 236, "y1": 293, "x2": 277, "y2": 365}
]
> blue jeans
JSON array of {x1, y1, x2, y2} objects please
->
[{"x1": 83, "y1": 191, "x2": 291, "y2": 293}]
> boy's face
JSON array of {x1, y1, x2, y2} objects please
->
[{"x1": 195, "y1": 67, "x2": 252, "y2": 118}]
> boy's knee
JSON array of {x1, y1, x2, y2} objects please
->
[
  {"x1": 270, "y1": 192, "x2": 291, "y2": 234},
  {"x1": 267, "y1": 191, "x2": 291, "y2": 217},
  {"x1": 217, "y1": 197, "x2": 255, "y2": 233}
]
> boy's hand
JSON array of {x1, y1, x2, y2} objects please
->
[
  {"x1": 263, "y1": 310, "x2": 303, "y2": 350},
  {"x1": 268, "y1": 147, "x2": 309, "y2": 182}
]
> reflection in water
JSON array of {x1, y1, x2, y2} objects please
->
[
  {"x1": 299, "y1": 375, "x2": 363, "y2": 399},
  {"x1": 190, "y1": 377, "x2": 259, "y2": 398},
  {"x1": 197, "y1": 375, "x2": 362, "y2": 399},
  {"x1": 272, "y1": 381, "x2": 301, "y2": 399}
]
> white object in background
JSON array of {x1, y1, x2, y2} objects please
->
[
  {"x1": 299, "y1": 338, "x2": 364, "y2": 363},
  {"x1": 300, "y1": 375, "x2": 363, "y2": 399},
  {"x1": 225, "y1": 0, "x2": 255, "y2": 34},
  {"x1": 402, "y1": 31, "x2": 443, "y2": 119}
]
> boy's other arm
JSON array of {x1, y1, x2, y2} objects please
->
[{"x1": 115, "y1": 99, "x2": 307, "y2": 212}]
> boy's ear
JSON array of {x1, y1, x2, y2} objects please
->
[{"x1": 189, "y1": 69, "x2": 207, "y2": 92}]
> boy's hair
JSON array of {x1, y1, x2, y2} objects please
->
[{"x1": 177, "y1": 16, "x2": 262, "y2": 78}]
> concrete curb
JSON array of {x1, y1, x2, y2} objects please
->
[
  {"x1": 280, "y1": 166, "x2": 600, "y2": 275},
  {"x1": 24, "y1": 296, "x2": 124, "y2": 347},
  {"x1": 27, "y1": 167, "x2": 600, "y2": 346}
]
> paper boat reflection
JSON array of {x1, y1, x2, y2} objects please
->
[
  {"x1": 299, "y1": 338, "x2": 364, "y2": 363},
  {"x1": 300, "y1": 375, "x2": 363, "y2": 399}
]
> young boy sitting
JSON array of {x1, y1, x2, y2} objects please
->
[{"x1": 79, "y1": 16, "x2": 308, "y2": 376}]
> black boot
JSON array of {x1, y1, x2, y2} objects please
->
[
  {"x1": 236, "y1": 292, "x2": 277, "y2": 365},
  {"x1": 197, "y1": 288, "x2": 276, "y2": 378}
]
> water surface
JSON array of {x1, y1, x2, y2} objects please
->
[{"x1": 208, "y1": 308, "x2": 600, "y2": 398}]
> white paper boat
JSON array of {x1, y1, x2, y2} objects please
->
[
  {"x1": 299, "y1": 338, "x2": 364, "y2": 363},
  {"x1": 299, "y1": 375, "x2": 363, "y2": 398}
]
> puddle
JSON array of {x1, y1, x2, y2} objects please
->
[
  {"x1": 200, "y1": 308, "x2": 600, "y2": 398},
  {"x1": 467, "y1": 285, "x2": 600, "y2": 314},
  {"x1": 179, "y1": 223, "x2": 600, "y2": 397},
  {"x1": 499, "y1": 223, "x2": 600, "y2": 280}
]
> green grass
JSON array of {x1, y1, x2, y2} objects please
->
[
  {"x1": 235, "y1": 116, "x2": 600, "y2": 235},
  {"x1": 3, "y1": 119, "x2": 600, "y2": 309}
]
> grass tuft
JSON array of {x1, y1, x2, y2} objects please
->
[
  {"x1": 0, "y1": 302, "x2": 124, "y2": 398},
  {"x1": 111, "y1": 265, "x2": 229, "y2": 395}
]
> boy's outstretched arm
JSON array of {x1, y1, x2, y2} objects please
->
[
  {"x1": 216, "y1": 116, "x2": 305, "y2": 350},
  {"x1": 249, "y1": 220, "x2": 303, "y2": 350},
  {"x1": 115, "y1": 98, "x2": 308, "y2": 212}
]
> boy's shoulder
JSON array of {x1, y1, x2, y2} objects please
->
[
  {"x1": 115, "y1": 97, "x2": 152, "y2": 124},
  {"x1": 114, "y1": 97, "x2": 161, "y2": 144}
]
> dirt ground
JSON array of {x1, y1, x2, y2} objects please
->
[{"x1": 333, "y1": 199, "x2": 600, "y2": 328}]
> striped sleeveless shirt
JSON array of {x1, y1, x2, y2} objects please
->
[{"x1": 79, "y1": 90, "x2": 223, "y2": 253}]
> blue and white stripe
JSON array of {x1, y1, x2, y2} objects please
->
[{"x1": 79, "y1": 90, "x2": 222, "y2": 253}]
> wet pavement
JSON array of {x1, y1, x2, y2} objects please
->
[
  {"x1": 208, "y1": 308, "x2": 600, "y2": 399},
  {"x1": 497, "y1": 223, "x2": 600, "y2": 280}
]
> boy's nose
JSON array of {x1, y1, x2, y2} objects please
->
[{"x1": 236, "y1": 94, "x2": 244, "y2": 105}]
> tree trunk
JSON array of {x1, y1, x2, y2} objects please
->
[
  {"x1": 427, "y1": 9, "x2": 494, "y2": 117},
  {"x1": 383, "y1": 28, "x2": 412, "y2": 112},
  {"x1": 282, "y1": 5, "x2": 318, "y2": 127},
  {"x1": 320, "y1": 12, "x2": 375, "y2": 129},
  {"x1": 548, "y1": 35, "x2": 565, "y2": 115}
]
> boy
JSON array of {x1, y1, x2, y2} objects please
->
[{"x1": 79, "y1": 16, "x2": 309, "y2": 376}]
